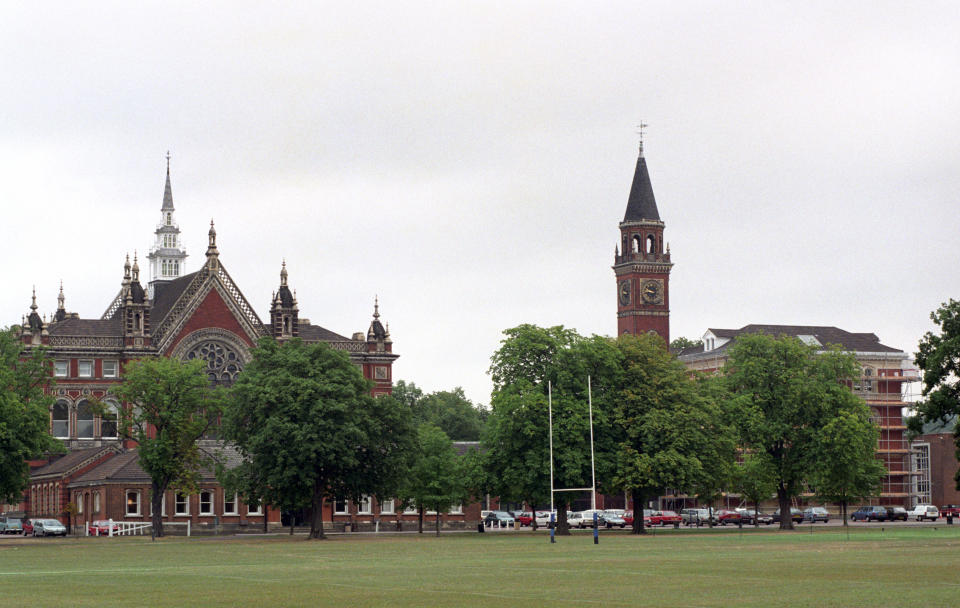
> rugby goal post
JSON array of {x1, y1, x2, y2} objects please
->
[{"x1": 548, "y1": 377, "x2": 598, "y2": 544}]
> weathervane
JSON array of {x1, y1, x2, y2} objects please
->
[{"x1": 636, "y1": 121, "x2": 649, "y2": 156}]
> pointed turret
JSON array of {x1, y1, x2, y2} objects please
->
[
  {"x1": 148, "y1": 152, "x2": 188, "y2": 297},
  {"x1": 162, "y1": 151, "x2": 174, "y2": 211},
  {"x1": 206, "y1": 219, "x2": 220, "y2": 271},
  {"x1": 366, "y1": 296, "x2": 389, "y2": 350},
  {"x1": 54, "y1": 281, "x2": 66, "y2": 322},
  {"x1": 622, "y1": 144, "x2": 660, "y2": 222},
  {"x1": 26, "y1": 286, "x2": 43, "y2": 333},
  {"x1": 270, "y1": 260, "x2": 298, "y2": 339}
]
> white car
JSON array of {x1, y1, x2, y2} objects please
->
[
  {"x1": 33, "y1": 519, "x2": 67, "y2": 537},
  {"x1": 910, "y1": 504, "x2": 940, "y2": 521},
  {"x1": 570, "y1": 510, "x2": 605, "y2": 528},
  {"x1": 534, "y1": 511, "x2": 557, "y2": 527}
]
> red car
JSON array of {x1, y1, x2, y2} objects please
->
[
  {"x1": 715, "y1": 510, "x2": 742, "y2": 525},
  {"x1": 515, "y1": 512, "x2": 535, "y2": 527},
  {"x1": 941, "y1": 505, "x2": 960, "y2": 518},
  {"x1": 21, "y1": 519, "x2": 34, "y2": 536},
  {"x1": 623, "y1": 510, "x2": 652, "y2": 526},
  {"x1": 87, "y1": 520, "x2": 120, "y2": 536},
  {"x1": 650, "y1": 510, "x2": 681, "y2": 527}
]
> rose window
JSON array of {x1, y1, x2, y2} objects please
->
[{"x1": 185, "y1": 340, "x2": 243, "y2": 386}]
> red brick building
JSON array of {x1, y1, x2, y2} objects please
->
[
  {"x1": 14, "y1": 159, "x2": 410, "y2": 533},
  {"x1": 910, "y1": 416, "x2": 960, "y2": 509}
]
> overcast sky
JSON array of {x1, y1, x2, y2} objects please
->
[{"x1": 3, "y1": 2, "x2": 958, "y2": 405}]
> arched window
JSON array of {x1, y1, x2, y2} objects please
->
[
  {"x1": 101, "y1": 401, "x2": 119, "y2": 439},
  {"x1": 646, "y1": 234, "x2": 656, "y2": 254},
  {"x1": 52, "y1": 400, "x2": 70, "y2": 438},
  {"x1": 632, "y1": 235, "x2": 641, "y2": 254},
  {"x1": 76, "y1": 400, "x2": 94, "y2": 439}
]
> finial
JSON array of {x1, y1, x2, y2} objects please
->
[
  {"x1": 666, "y1": 242, "x2": 670, "y2": 254},
  {"x1": 280, "y1": 259, "x2": 288, "y2": 285},
  {"x1": 373, "y1": 295, "x2": 380, "y2": 319},
  {"x1": 636, "y1": 121, "x2": 648, "y2": 157},
  {"x1": 58, "y1": 281, "x2": 65, "y2": 307},
  {"x1": 166, "y1": 150, "x2": 171, "y2": 173},
  {"x1": 124, "y1": 253, "x2": 131, "y2": 269},
  {"x1": 30, "y1": 286, "x2": 38, "y2": 311}
]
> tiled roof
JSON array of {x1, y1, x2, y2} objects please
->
[
  {"x1": 31, "y1": 446, "x2": 117, "y2": 478},
  {"x1": 622, "y1": 153, "x2": 660, "y2": 222},
  {"x1": 48, "y1": 317, "x2": 122, "y2": 337},
  {"x1": 701, "y1": 325, "x2": 904, "y2": 354},
  {"x1": 69, "y1": 443, "x2": 244, "y2": 486},
  {"x1": 150, "y1": 271, "x2": 200, "y2": 324},
  {"x1": 299, "y1": 323, "x2": 352, "y2": 342}
]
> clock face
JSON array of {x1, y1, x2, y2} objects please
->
[
  {"x1": 641, "y1": 279, "x2": 663, "y2": 304},
  {"x1": 619, "y1": 280, "x2": 631, "y2": 305}
]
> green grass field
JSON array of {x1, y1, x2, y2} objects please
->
[{"x1": 2, "y1": 527, "x2": 959, "y2": 607}]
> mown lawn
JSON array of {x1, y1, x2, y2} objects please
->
[{"x1": 1, "y1": 527, "x2": 958, "y2": 607}]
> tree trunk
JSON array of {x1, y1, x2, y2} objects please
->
[
  {"x1": 841, "y1": 500, "x2": 848, "y2": 527},
  {"x1": 777, "y1": 485, "x2": 793, "y2": 530},
  {"x1": 555, "y1": 503, "x2": 571, "y2": 536},
  {"x1": 435, "y1": 508, "x2": 441, "y2": 537},
  {"x1": 264, "y1": 507, "x2": 268, "y2": 534},
  {"x1": 151, "y1": 481, "x2": 164, "y2": 539},
  {"x1": 418, "y1": 506, "x2": 424, "y2": 534},
  {"x1": 529, "y1": 499, "x2": 538, "y2": 531},
  {"x1": 308, "y1": 482, "x2": 326, "y2": 539},
  {"x1": 631, "y1": 489, "x2": 646, "y2": 535}
]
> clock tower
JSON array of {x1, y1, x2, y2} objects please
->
[{"x1": 613, "y1": 142, "x2": 672, "y2": 343}]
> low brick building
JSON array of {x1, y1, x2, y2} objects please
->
[{"x1": 911, "y1": 416, "x2": 960, "y2": 509}]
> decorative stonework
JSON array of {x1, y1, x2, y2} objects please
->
[
  {"x1": 170, "y1": 327, "x2": 253, "y2": 369},
  {"x1": 49, "y1": 336, "x2": 125, "y2": 348}
]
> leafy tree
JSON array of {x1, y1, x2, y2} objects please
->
[
  {"x1": 669, "y1": 336, "x2": 703, "y2": 351},
  {"x1": 114, "y1": 357, "x2": 223, "y2": 538},
  {"x1": 611, "y1": 333, "x2": 735, "y2": 534},
  {"x1": 731, "y1": 452, "x2": 778, "y2": 527},
  {"x1": 0, "y1": 328, "x2": 63, "y2": 504},
  {"x1": 486, "y1": 326, "x2": 619, "y2": 535},
  {"x1": 909, "y1": 299, "x2": 960, "y2": 490},
  {"x1": 222, "y1": 338, "x2": 414, "y2": 539},
  {"x1": 393, "y1": 381, "x2": 487, "y2": 441},
  {"x1": 400, "y1": 424, "x2": 466, "y2": 535},
  {"x1": 725, "y1": 333, "x2": 865, "y2": 529},
  {"x1": 811, "y1": 409, "x2": 886, "y2": 525}
]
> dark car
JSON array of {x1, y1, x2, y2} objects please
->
[
  {"x1": 803, "y1": 507, "x2": 830, "y2": 523},
  {"x1": 772, "y1": 508, "x2": 804, "y2": 524},
  {"x1": 601, "y1": 512, "x2": 627, "y2": 528},
  {"x1": 737, "y1": 508, "x2": 773, "y2": 525},
  {"x1": 483, "y1": 511, "x2": 515, "y2": 528},
  {"x1": 886, "y1": 507, "x2": 908, "y2": 521},
  {"x1": 851, "y1": 506, "x2": 888, "y2": 522}
]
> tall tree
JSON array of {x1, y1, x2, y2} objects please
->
[
  {"x1": 811, "y1": 409, "x2": 886, "y2": 525},
  {"x1": 400, "y1": 424, "x2": 466, "y2": 535},
  {"x1": 0, "y1": 328, "x2": 63, "y2": 504},
  {"x1": 909, "y1": 298, "x2": 960, "y2": 491},
  {"x1": 725, "y1": 333, "x2": 865, "y2": 529},
  {"x1": 731, "y1": 452, "x2": 778, "y2": 527},
  {"x1": 114, "y1": 356, "x2": 223, "y2": 538},
  {"x1": 222, "y1": 338, "x2": 414, "y2": 539},
  {"x1": 611, "y1": 333, "x2": 735, "y2": 534}
]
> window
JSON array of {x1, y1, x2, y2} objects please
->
[
  {"x1": 247, "y1": 501, "x2": 263, "y2": 516},
  {"x1": 93, "y1": 492, "x2": 100, "y2": 513},
  {"x1": 78, "y1": 360, "x2": 93, "y2": 378},
  {"x1": 165, "y1": 212, "x2": 172, "y2": 226},
  {"x1": 54, "y1": 360, "x2": 68, "y2": 377},
  {"x1": 52, "y1": 400, "x2": 69, "y2": 438},
  {"x1": 76, "y1": 401, "x2": 94, "y2": 439},
  {"x1": 102, "y1": 360, "x2": 118, "y2": 378},
  {"x1": 449, "y1": 504, "x2": 463, "y2": 514},
  {"x1": 199, "y1": 491, "x2": 213, "y2": 515},
  {"x1": 404, "y1": 504, "x2": 417, "y2": 514},
  {"x1": 101, "y1": 402, "x2": 118, "y2": 439},
  {"x1": 185, "y1": 340, "x2": 244, "y2": 387},
  {"x1": 175, "y1": 493, "x2": 189, "y2": 515},
  {"x1": 75, "y1": 492, "x2": 83, "y2": 514},
  {"x1": 126, "y1": 491, "x2": 140, "y2": 516},
  {"x1": 334, "y1": 498, "x2": 348, "y2": 514},
  {"x1": 380, "y1": 499, "x2": 395, "y2": 515},
  {"x1": 358, "y1": 495, "x2": 372, "y2": 514},
  {"x1": 224, "y1": 493, "x2": 238, "y2": 515}
]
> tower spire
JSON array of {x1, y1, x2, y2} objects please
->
[
  {"x1": 162, "y1": 151, "x2": 174, "y2": 211},
  {"x1": 148, "y1": 153, "x2": 188, "y2": 296}
]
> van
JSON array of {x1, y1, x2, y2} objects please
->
[{"x1": 910, "y1": 504, "x2": 940, "y2": 521}]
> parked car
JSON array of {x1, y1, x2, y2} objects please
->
[
  {"x1": 650, "y1": 510, "x2": 682, "y2": 527},
  {"x1": 802, "y1": 507, "x2": 830, "y2": 523},
  {"x1": 0, "y1": 517, "x2": 23, "y2": 535},
  {"x1": 885, "y1": 507, "x2": 908, "y2": 521},
  {"x1": 534, "y1": 511, "x2": 556, "y2": 527},
  {"x1": 21, "y1": 519, "x2": 35, "y2": 536},
  {"x1": 772, "y1": 508, "x2": 804, "y2": 524},
  {"x1": 715, "y1": 510, "x2": 742, "y2": 525},
  {"x1": 680, "y1": 508, "x2": 712, "y2": 526},
  {"x1": 514, "y1": 512, "x2": 535, "y2": 527},
  {"x1": 88, "y1": 520, "x2": 120, "y2": 536},
  {"x1": 910, "y1": 504, "x2": 940, "y2": 521},
  {"x1": 32, "y1": 519, "x2": 67, "y2": 537},
  {"x1": 601, "y1": 512, "x2": 627, "y2": 528},
  {"x1": 941, "y1": 504, "x2": 960, "y2": 518},
  {"x1": 483, "y1": 511, "x2": 515, "y2": 528},
  {"x1": 623, "y1": 510, "x2": 634, "y2": 525},
  {"x1": 851, "y1": 506, "x2": 888, "y2": 522},
  {"x1": 736, "y1": 508, "x2": 773, "y2": 525},
  {"x1": 571, "y1": 510, "x2": 606, "y2": 528}
]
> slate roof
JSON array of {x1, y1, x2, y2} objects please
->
[
  {"x1": 916, "y1": 415, "x2": 957, "y2": 436},
  {"x1": 688, "y1": 325, "x2": 904, "y2": 357},
  {"x1": 277, "y1": 285, "x2": 295, "y2": 308},
  {"x1": 69, "y1": 443, "x2": 244, "y2": 487},
  {"x1": 299, "y1": 323, "x2": 352, "y2": 342},
  {"x1": 622, "y1": 153, "x2": 660, "y2": 222},
  {"x1": 48, "y1": 317, "x2": 123, "y2": 337},
  {"x1": 31, "y1": 446, "x2": 117, "y2": 478},
  {"x1": 150, "y1": 271, "x2": 199, "y2": 324},
  {"x1": 453, "y1": 441, "x2": 483, "y2": 456}
]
